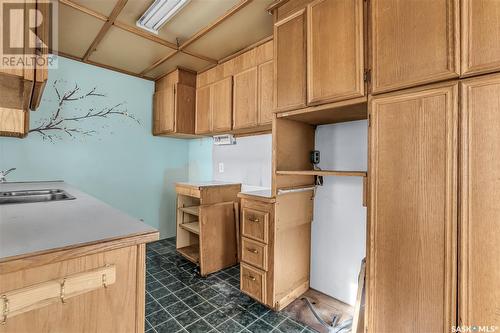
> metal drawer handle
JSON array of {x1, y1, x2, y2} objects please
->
[
  {"x1": 247, "y1": 275, "x2": 256, "y2": 281},
  {"x1": 247, "y1": 248, "x2": 258, "y2": 254},
  {"x1": 248, "y1": 217, "x2": 260, "y2": 223}
]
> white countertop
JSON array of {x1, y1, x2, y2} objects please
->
[
  {"x1": 240, "y1": 189, "x2": 273, "y2": 198},
  {"x1": 176, "y1": 181, "x2": 241, "y2": 188},
  {"x1": 0, "y1": 181, "x2": 157, "y2": 261}
]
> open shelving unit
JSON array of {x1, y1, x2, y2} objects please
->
[
  {"x1": 272, "y1": 98, "x2": 368, "y2": 202},
  {"x1": 177, "y1": 244, "x2": 200, "y2": 263},
  {"x1": 180, "y1": 221, "x2": 200, "y2": 235},
  {"x1": 178, "y1": 206, "x2": 199, "y2": 216}
]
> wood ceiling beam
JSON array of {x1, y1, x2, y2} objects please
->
[
  {"x1": 180, "y1": 50, "x2": 217, "y2": 64},
  {"x1": 58, "y1": 0, "x2": 107, "y2": 21},
  {"x1": 139, "y1": 50, "x2": 180, "y2": 76},
  {"x1": 82, "y1": 0, "x2": 128, "y2": 61},
  {"x1": 178, "y1": 0, "x2": 253, "y2": 51}
]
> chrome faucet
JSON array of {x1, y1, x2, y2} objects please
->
[{"x1": 0, "y1": 168, "x2": 16, "y2": 183}]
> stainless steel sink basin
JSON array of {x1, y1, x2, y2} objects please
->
[{"x1": 0, "y1": 189, "x2": 75, "y2": 205}]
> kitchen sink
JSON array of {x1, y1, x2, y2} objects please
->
[{"x1": 0, "y1": 189, "x2": 75, "y2": 205}]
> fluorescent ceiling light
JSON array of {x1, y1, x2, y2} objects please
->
[{"x1": 137, "y1": 0, "x2": 190, "y2": 34}]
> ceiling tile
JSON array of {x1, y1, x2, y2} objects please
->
[
  {"x1": 184, "y1": 0, "x2": 273, "y2": 60},
  {"x1": 145, "y1": 52, "x2": 211, "y2": 79},
  {"x1": 71, "y1": 0, "x2": 118, "y2": 16},
  {"x1": 58, "y1": 4, "x2": 105, "y2": 58},
  {"x1": 89, "y1": 26, "x2": 176, "y2": 74}
]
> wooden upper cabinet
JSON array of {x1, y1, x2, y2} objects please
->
[
  {"x1": 274, "y1": 9, "x2": 307, "y2": 112},
  {"x1": 153, "y1": 69, "x2": 196, "y2": 137},
  {"x1": 368, "y1": 82, "x2": 458, "y2": 333},
  {"x1": 461, "y1": 0, "x2": 500, "y2": 76},
  {"x1": 370, "y1": 0, "x2": 459, "y2": 94},
  {"x1": 258, "y1": 60, "x2": 274, "y2": 125},
  {"x1": 460, "y1": 73, "x2": 500, "y2": 328},
  {"x1": 307, "y1": 0, "x2": 364, "y2": 104},
  {"x1": 153, "y1": 88, "x2": 175, "y2": 134},
  {"x1": 195, "y1": 85, "x2": 211, "y2": 135},
  {"x1": 233, "y1": 67, "x2": 258, "y2": 130},
  {"x1": 212, "y1": 77, "x2": 233, "y2": 133}
]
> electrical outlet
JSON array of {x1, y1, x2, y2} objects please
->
[
  {"x1": 311, "y1": 150, "x2": 320, "y2": 165},
  {"x1": 218, "y1": 162, "x2": 224, "y2": 173}
]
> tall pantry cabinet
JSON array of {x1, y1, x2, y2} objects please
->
[
  {"x1": 459, "y1": 73, "x2": 500, "y2": 328},
  {"x1": 368, "y1": 82, "x2": 458, "y2": 333}
]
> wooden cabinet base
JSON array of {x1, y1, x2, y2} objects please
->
[{"x1": 0, "y1": 242, "x2": 153, "y2": 333}]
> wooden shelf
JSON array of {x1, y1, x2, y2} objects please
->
[
  {"x1": 177, "y1": 244, "x2": 200, "y2": 264},
  {"x1": 180, "y1": 222, "x2": 200, "y2": 235},
  {"x1": 276, "y1": 170, "x2": 367, "y2": 177},
  {"x1": 275, "y1": 97, "x2": 367, "y2": 125},
  {"x1": 178, "y1": 206, "x2": 199, "y2": 216}
]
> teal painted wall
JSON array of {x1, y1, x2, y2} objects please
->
[
  {"x1": 0, "y1": 56, "x2": 191, "y2": 238},
  {"x1": 188, "y1": 138, "x2": 212, "y2": 182}
]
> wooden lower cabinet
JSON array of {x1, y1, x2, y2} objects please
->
[
  {"x1": 0, "y1": 240, "x2": 156, "y2": 333},
  {"x1": 238, "y1": 190, "x2": 313, "y2": 310},
  {"x1": 368, "y1": 82, "x2": 458, "y2": 333},
  {"x1": 176, "y1": 182, "x2": 241, "y2": 276},
  {"x1": 459, "y1": 73, "x2": 500, "y2": 328}
]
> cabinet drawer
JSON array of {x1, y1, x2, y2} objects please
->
[
  {"x1": 241, "y1": 237, "x2": 268, "y2": 271},
  {"x1": 240, "y1": 263, "x2": 266, "y2": 303},
  {"x1": 242, "y1": 208, "x2": 269, "y2": 243}
]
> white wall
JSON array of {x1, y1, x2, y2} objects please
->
[
  {"x1": 310, "y1": 120, "x2": 367, "y2": 305},
  {"x1": 212, "y1": 134, "x2": 272, "y2": 191},
  {"x1": 204, "y1": 123, "x2": 367, "y2": 306}
]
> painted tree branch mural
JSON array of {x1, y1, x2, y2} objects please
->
[{"x1": 29, "y1": 80, "x2": 141, "y2": 142}]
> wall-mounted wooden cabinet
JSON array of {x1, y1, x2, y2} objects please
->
[
  {"x1": 274, "y1": 9, "x2": 307, "y2": 112},
  {"x1": 153, "y1": 69, "x2": 197, "y2": 138},
  {"x1": 461, "y1": 0, "x2": 500, "y2": 77},
  {"x1": 195, "y1": 76, "x2": 233, "y2": 135},
  {"x1": 370, "y1": 0, "x2": 459, "y2": 94},
  {"x1": 459, "y1": 73, "x2": 500, "y2": 328},
  {"x1": 195, "y1": 39, "x2": 274, "y2": 136},
  {"x1": 368, "y1": 82, "x2": 458, "y2": 332},
  {"x1": 273, "y1": 0, "x2": 365, "y2": 112},
  {"x1": 0, "y1": 0, "x2": 49, "y2": 137},
  {"x1": 233, "y1": 61, "x2": 274, "y2": 130}
]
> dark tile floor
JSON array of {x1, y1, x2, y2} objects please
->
[{"x1": 145, "y1": 238, "x2": 317, "y2": 333}]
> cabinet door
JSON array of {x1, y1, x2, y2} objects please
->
[
  {"x1": 212, "y1": 77, "x2": 233, "y2": 133},
  {"x1": 153, "y1": 87, "x2": 175, "y2": 135},
  {"x1": 460, "y1": 74, "x2": 500, "y2": 328},
  {"x1": 274, "y1": 9, "x2": 307, "y2": 112},
  {"x1": 258, "y1": 60, "x2": 274, "y2": 125},
  {"x1": 370, "y1": 0, "x2": 459, "y2": 94},
  {"x1": 199, "y1": 203, "x2": 237, "y2": 276},
  {"x1": 233, "y1": 67, "x2": 258, "y2": 129},
  {"x1": 368, "y1": 83, "x2": 458, "y2": 333},
  {"x1": 461, "y1": 0, "x2": 500, "y2": 76},
  {"x1": 307, "y1": 0, "x2": 364, "y2": 104},
  {"x1": 195, "y1": 85, "x2": 211, "y2": 134},
  {"x1": 0, "y1": 108, "x2": 28, "y2": 137}
]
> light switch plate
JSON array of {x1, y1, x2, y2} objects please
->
[{"x1": 218, "y1": 163, "x2": 224, "y2": 173}]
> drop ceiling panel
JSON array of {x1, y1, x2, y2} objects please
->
[
  {"x1": 89, "y1": 26, "x2": 176, "y2": 74},
  {"x1": 58, "y1": 4, "x2": 105, "y2": 58},
  {"x1": 71, "y1": 0, "x2": 118, "y2": 16},
  {"x1": 117, "y1": 0, "x2": 241, "y2": 45},
  {"x1": 185, "y1": 0, "x2": 273, "y2": 60},
  {"x1": 145, "y1": 52, "x2": 211, "y2": 79}
]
